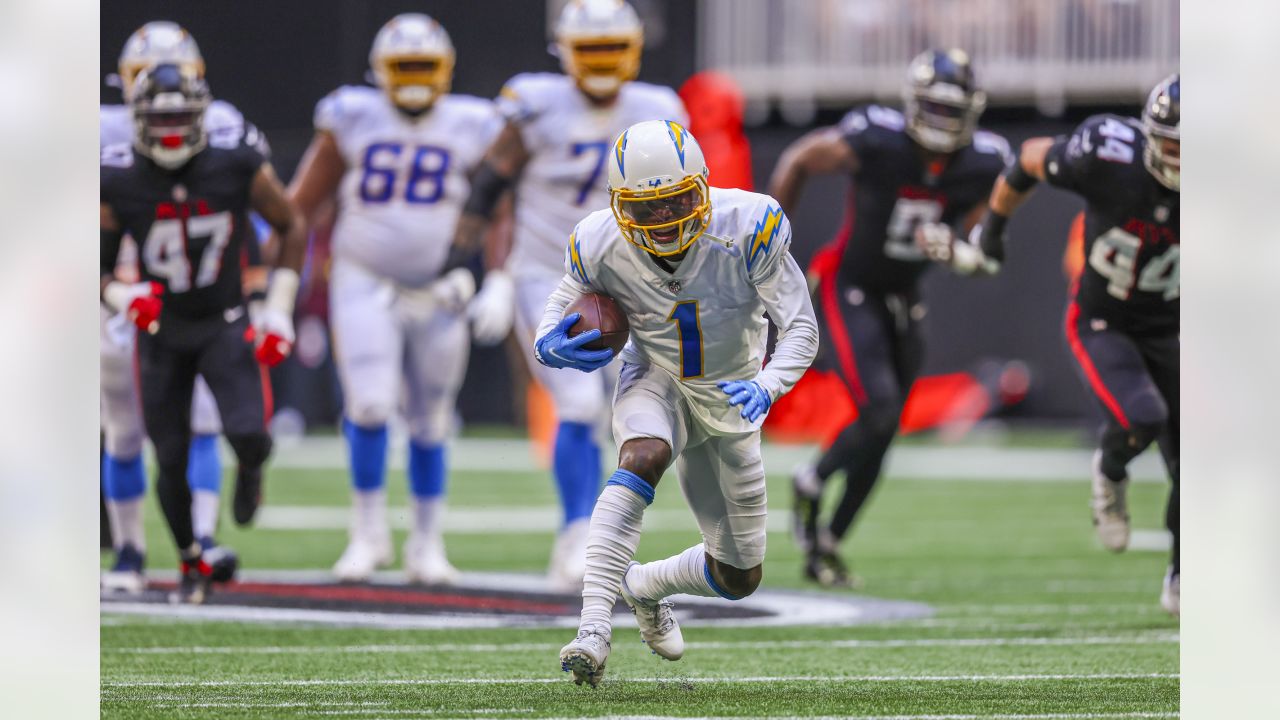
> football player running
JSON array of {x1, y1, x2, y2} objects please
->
[
  {"x1": 544, "y1": 120, "x2": 818, "y2": 686},
  {"x1": 768, "y1": 49, "x2": 1011, "y2": 586},
  {"x1": 286, "y1": 14, "x2": 502, "y2": 584},
  {"x1": 100, "y1": 21, "x2": 273, "y2": 593},
  {"x1": 454, "y1": 0, "x2": 688, "y2": 591},
  {"x1": 930, "y1": 75, "x2": 1181, "y2": 615},
  {"x1": 100, "y1": 64, "x2": 306, "y2": 603}
]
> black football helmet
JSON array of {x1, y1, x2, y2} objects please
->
[
  {"x1": 1142, "y1": 73, "x2": 1179, "y2": 191},
  {"x1": 902, "y1": 49, "x2": 987, "y2": 153},
  {"x1": 130, "y1": 62, "x2": 211, "y2": 169}
]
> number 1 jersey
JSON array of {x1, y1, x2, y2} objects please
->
[
  {"x1": 316, "y1": 86, "x2": 501, "y2": 287},
  {"x1": 1045, "y1": 114, "x2": 1179, "y2": 334}
]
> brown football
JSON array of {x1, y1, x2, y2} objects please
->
[{"x1": 565, "y1": 292, "x2": 630, "y2": 355}]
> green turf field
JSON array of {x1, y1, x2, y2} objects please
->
[{"x1": 101, "y1": 431, "x2": 1178, "y2": 719}]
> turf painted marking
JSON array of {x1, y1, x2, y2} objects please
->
[
  {"x1": 266, "y1": 436, "x2": 1169, "y2": 482},
  {"x1": 108, "y1": 633, "x2": 1178, "y2": 655},
  {"x1": 517, "y1": 715, "x2": 1179, "y2": 720},
  {"x1": 104, "y1": 672, "x2": 1178, "y2": 688}
]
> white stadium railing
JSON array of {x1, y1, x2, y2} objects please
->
[{"x1": 697, "y1": 0, "x2": 1179, "y2": 114}]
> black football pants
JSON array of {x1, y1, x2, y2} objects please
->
[
  {"x1": 1065, "y1": 299, "x2": 1179, "y2": 572},
  {"x1": 136, "y1": 312, "x2": 272, "y2": 553},
  {"x1": 814, "y1": 277, "x2": 924, "y2": 544}
]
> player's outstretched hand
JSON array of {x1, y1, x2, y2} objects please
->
[
  {"x1": 718, "y1": 380, "x2": 772, "y2": 422},
  {"x1": 535, "y1": 312, "x2": 614, "y2": 372}
]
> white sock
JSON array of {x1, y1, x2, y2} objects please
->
[
  {"x1": 106, "y1": 498, "x2": 146, "y2": 553},
  {"x1": 624, "y1": 543, "x2": 718, "y2": 602},
  {"x1": 352, "y1": 488, "x2": 389, "y2": 543},
  {"x1": 580, "y1": 481, "x2": 650, "y2": 635},
  {"x1": 191, "y1": 490, "x2": 220, "y2": 541},
  {"x1": 410, "y1": 496, "x2": 444, "y2": 542}
]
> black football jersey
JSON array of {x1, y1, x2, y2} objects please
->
[
  {"x1": 836, "y1": 104, "x2": 1011, "y2": 294},
  {"x1": 1045, "y1": 114, "x2": 1179, "y2": 334},
  {"x1": 101, "y1": 129, "x2": 267, "y2": 322}
]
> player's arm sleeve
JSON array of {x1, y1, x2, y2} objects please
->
[
  {"x1": 535, "y1": 229, "x2": 598, "y2": 339},
  {"x1": 748, "y1": 209, "x2": 820, "y2": 400},
  {"x1": 1041, "y1": 120, "x2": 1101, "y2": 194}
]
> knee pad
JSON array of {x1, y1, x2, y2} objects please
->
[
  {"x1": 1127, "y1": 420, "x2": 1164, "y2": 452},
  {"x1": 344, "y1": 400, "x2": 394, "y2": 429},
  {"x1": 103, "y1": 427, "x2": 145, "y2": 460},
  {"x1": 406, "y1": 400, "x2": 454, "y2": 447},
  {"x1": 225, "y1": 432, "x2": 272, "y2": 469}
]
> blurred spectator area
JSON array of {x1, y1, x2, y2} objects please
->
[{"x1": 699, "y1": 0, "x2": 1179, "y2": 118}]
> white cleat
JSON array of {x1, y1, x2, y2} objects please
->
[
  {"x1": 620, "y1": 562, "x2": 684, "y2": 661},
  {"x1": 1160, "y1": 567, "x2": 1180, "y2": 618},
  {"x1": 332, "y1": 535, "x2": 392, "y2": 582},
  {"x1": 1091, "y1": 450, "x2": 1131, "y2": 552},
  {"x1": 547, "y1": 518, "x2": 590, "y2": 593},
  {"x1": 100, "y1": 569, "x2": 145, "y2": 595},
  {"x1": 559, "y1": 624, "x2": 611, "y2": 688},
  {"x1": 404, "y1": 534, "x2": 459, "y2": 586}
]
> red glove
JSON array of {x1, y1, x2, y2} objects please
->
[
  {"x1": 127, "y1": 282, "x2": 163, "y2": 334},
  {"x1": 245, "y1": 306, "x2": 294, "y2": 367}
]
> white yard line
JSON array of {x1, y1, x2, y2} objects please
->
[
  {"x1": 263, "y1": 437, "x2": 1169, "y2": 482},
  {"x1": 104, "y1": 672, "x2": 1178, "y2": 688},
  {"x1": 107, "y1": 633, "x2": 1177, "y2": 655}
]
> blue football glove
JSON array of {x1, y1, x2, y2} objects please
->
[
  {"x1": 534, "y1": 312, "x2": 615, "y2": 372},
  {"x1": 718, "y1": 380, "x2": 772, "y2": 422}
]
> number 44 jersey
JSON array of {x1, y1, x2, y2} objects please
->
[
  {"x1": 1045, "y1": 114, "x2": 1179, "y2": 334},
  {"x1": 100, "y1": 130, "x2": 267, "y2": 323},
  {"x1": 316, "y1": 86, "x2": 501, "y2": 287}
]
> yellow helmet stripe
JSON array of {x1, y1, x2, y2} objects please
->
[
  {"x1": 666, "y1": 120, "x2": 687, "y2": 169},
  {"x1": 614, "y1": 130, "x2": 628, "y2": 178}
]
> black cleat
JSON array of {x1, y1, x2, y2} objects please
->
[
  {"x1": 174, "y1": 543, "x2": 239, "y2": 604},
  {"x1": 233, "y1": 465, "x2": 263, "y2": 526},
  {"x1": 803, "y1": 550, "x2": 861, "y2": 590}
]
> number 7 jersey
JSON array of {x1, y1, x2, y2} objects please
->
[
  {"x1": 317, "y1": 86, "x2": 501, "y2": 287},
  {"x1": 1045, "y1": 113, "x2": 1180, "y2": 334},
  {"x1": 538, "y1": 188, "x2": 819, "y2": 435},
  {"x1": 497, "y1": 73, "x2": 687, "y2": 279}
]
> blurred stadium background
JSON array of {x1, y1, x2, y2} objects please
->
[
  {"x1": 100, "y1": 1, "x2": 1180, "y2": 717},
  {"x1": 101, "y1": 0, "x2": 1177, "y2": 436}
]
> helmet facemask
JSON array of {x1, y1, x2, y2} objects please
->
[
  {"x1": 557, "y1": 34, "x2": 642, "y2": 100},
  {"x1": 1143, "y1": 123, "x2": 1180, "y2": 191},
  {"x1": 611, "y1": 175, "x2": 710, "y2": 257},
  {"x1": 373, "y1": 53, "x2": 454, "y2": 114},
  {"x1": 904, "y1": 82, "x2": 986, "y2": 153},
  {"x1": 130, "y1": 66, "x2": 210, "y2": 169}
]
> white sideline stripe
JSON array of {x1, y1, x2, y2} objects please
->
[
  {"x1": 257, "y1": 506, "x2": 773, "y2": 533},
  {"x1": 105, "y1": 672, "x2": 1178, "y2": 688},
  {"x1": 265, "y1": 436, "x2": 1169, "y2": 482},
  {"x1": 503, "y1": 715, "x2": 1178, "y2": 720},
  {"x1": 108, "y1": 633, "x2": 1178, "y2": 655}
]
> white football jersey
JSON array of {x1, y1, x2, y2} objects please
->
[
  {"x1": 497, "y1": 73, "x2": 688, "y2": 279},
  {"x1": 317, "y1": 86, "x2": 501, "y2": 287},
  {"x1": 100, "y1": 99, "x2": 261, "y2": 152},
  {"x1": 538, "y1": 188, "x2": 819, "y2": 435}
]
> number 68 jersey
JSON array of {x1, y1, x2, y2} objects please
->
[
  {"x1": 539, "y1": 188, "x2": 819, "y2": 435},
  {"x1": 1045, "y1": 114, "x2": 1180, "y2": 334},
  {"x1": 316, "y1": 86, "x2": 501, "y2": 287}
]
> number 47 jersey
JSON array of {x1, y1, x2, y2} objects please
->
[
  {"x1": 1045, "y1": 113, "x2": 1180, "y2": 334},
  {"x1": 317, "y1": 86, "x2": 501, "y2": 287},
  {"x1": 100, "y1": 133, "x2": 266, "y2": 323}
]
